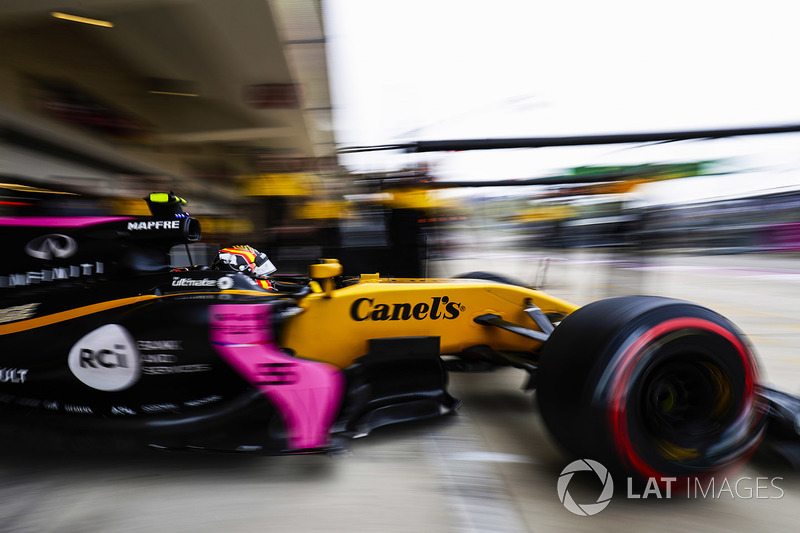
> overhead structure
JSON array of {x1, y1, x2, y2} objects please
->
[
  {"x1": 0, "y1": 0, "x2": 337, "y2": 204},
  {"x1": 338, "y1": 123, "x2": 800, "y2": 154}
]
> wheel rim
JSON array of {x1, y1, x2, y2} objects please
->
[
  {"x1": 641, "y1": 356, "x2": 735, "y2": 460},
  {"x1": 608, "y1": 317, "x2": 762, "y2": 479}
]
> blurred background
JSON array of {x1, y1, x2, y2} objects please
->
[
  {"x1": 3, "y1": 0, "x2": 800, "y2": 278},
  {"x1": 2, "y1": 1, "x2": 800, "y2": 532}
]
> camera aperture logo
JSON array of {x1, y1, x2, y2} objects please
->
[
  {"x1": 558, "y1": 459, "x2": 614, "y2": 516},
  {"x1": 558, "y1": 459, "x2": 786, "y2": 516}
]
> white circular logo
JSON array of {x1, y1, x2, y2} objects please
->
[
  {"x1": 68, "y1": 324, "x2": 141, "y2": 391},
  {"x1": 557, "y1": 459, "x2": 614, "y2": 516},
  {"x1": 217, "y1": 276, "x2": 235, "y2": 290}
]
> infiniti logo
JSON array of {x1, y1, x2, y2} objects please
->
[{"x1": 24, "y1": 234, "x2": 77, "y2": 260}]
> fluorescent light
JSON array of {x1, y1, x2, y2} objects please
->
[
  {"x1": 51, "y1": 12, "x2": 114, "y2": 28},
  {"x1": 148, "y1": 78, "x2": 199, "y2": 97},
  {"x1": 148, "y1": 91, "x2": 200, "y2": 97}
]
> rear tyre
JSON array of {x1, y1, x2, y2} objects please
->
[{"x1": 537, "y1": 296, "x2": 765, "y2": 484}]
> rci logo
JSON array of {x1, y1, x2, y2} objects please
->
[
  {"x1": 557, "y1": 459, "x2": 614, "y2": 516},
  {"x1": 68, "y1": 324, "x2": 140, "y2": 391},
  {"x1": 349, "y1": 296, "x2": 462, "y2": 322}
]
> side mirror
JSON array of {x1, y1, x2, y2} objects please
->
[{"x1": 309, "y1": 259, "x2": 343, "y2": 297}]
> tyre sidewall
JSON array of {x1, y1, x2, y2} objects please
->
[{"x1": 537, "y1": 296, "x2": 764, "y2": 482}]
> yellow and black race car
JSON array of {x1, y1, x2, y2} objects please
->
[{"x1": 0, "y1": 192, "x2": 795, "y2": 487}]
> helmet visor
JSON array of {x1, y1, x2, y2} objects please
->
[{"x1": 253, "y1": 252, "x2": 276, "y2": 277}]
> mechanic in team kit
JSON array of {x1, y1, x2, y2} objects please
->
[{"x1": 211, "y1": 245, "x2": 277, "y2": 290}]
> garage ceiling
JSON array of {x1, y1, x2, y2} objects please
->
[{"x1": 0, "y1": 0, "x2": 336, "y2": 165}]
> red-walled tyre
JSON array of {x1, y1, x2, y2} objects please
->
[{"x1": 537, "y1": 296, "x2": 766, "y2": 484}]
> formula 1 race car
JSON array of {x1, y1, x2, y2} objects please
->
[{"x1": 0, "y1": 192, "x2": 797, "y2": 484}]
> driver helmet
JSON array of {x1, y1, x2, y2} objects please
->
[{"x1": 211, "y1": 245, "x2": 276, "y2": 278}]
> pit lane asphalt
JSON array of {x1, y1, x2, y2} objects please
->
[{"x1": 1, "y1": 249, "x2": 798, "y2": 532}]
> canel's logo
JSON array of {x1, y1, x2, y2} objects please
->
[
  {"x1": 25, "y1": 234, "x2": 77, "y2": 260},
  {"x1": 557, "y1": 459, "x2": 614, "y2": 516},
  {"x1": 350, "y1": 296, "x2": 463, "y2": 322},
  {"x1": 68, "y1": 324, "x2": 141, "y2": 391}
]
